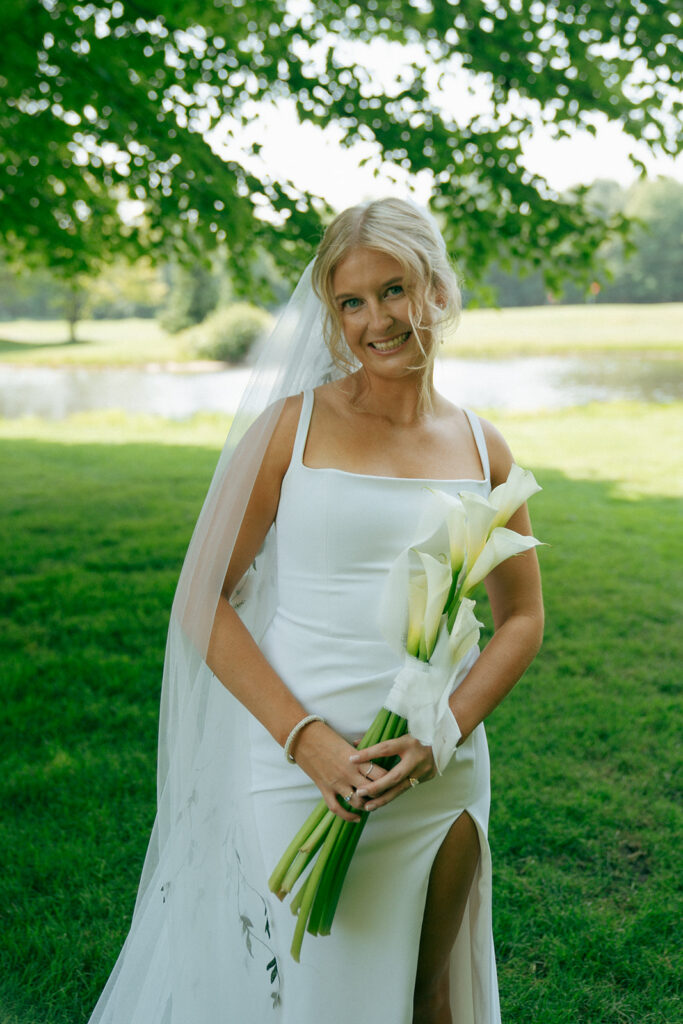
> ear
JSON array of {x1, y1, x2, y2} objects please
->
[{"x1": 431, "y1": 280, "x2": 447, "y2": 309}]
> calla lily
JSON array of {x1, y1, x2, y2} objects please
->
[
  {"x1": 447, "y1": 597, "x2": 484, "y2": 666},
  {"x1": 406, "y1": 571, "x2": 427, "y2": 658},
  {"x1": 414, "y1": 550, "x2": 452, "y2": 660},
  {"x1": 424, "y1": 489, "x2": 467, "y2": 572},
  {"x1": 462, "y1": 527, "x2": 543, "y2": 595},
  {"x1": 460, "y1": 490, "x2": 498, "y2": 570},
  {"x1": 489, "y1": 463, "x2": 542, "y2": 530}
]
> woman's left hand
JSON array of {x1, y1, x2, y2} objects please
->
[{"x1": 348, "y1": 735, "x2": 437, "y2": 811}]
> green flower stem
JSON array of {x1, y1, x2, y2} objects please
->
[
  {"x1": 268, "y1": 799, "x2": 330, "y2": 897},
  {"x1": 315, "y1": 709, "x2": 409, "y2": 937},
  {"x1": 290, "y1": 865, "x2": 317, "y2": 960},
  {"x1": 271, "y1": 704, "x2": 409, "y2": 960},
  {"x1": 358, "y1": 706, "x2": 391, "y2": 748},
  {"x1": 443, "y1": 571, "x2": 459, "y2": 617},
  {"x1": 317, "y1": 814, "x2": 368, "y2": 935},
  {"x1": 290, "y1": 814, "x2": 346, "y2": 961},
  {"x1": 280, "y1": 824, "x2": 329, "y2": 896},
  {"x1": 289, "y1": 874, "x2": 309, "y2": 916},
  {"x1": 446, "y1": 587, "x2": 465, "y2": 632},
  {"x1": 306, "y1": 818, "x2": 356, "y2": 936}
]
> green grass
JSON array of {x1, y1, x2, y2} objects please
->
[
  {"x1": 447, "y1": 302, "x2": 683, "y2": 357},
  {"x1": 0, "y1": 317, "x2": 196, "y2": 367},
  {"x1": 1, "y1": 402, "x2": 681, "y2": 1023},
  {"x1": 0, "y1": 303, "x2": 681, "y2": 366}
]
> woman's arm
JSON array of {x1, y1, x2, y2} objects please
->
[
  {"x1": 447, "y1": 418, "x2": 544, "y2": 739},
  {"x1": 353, "y1": 419, "x2": 544, "y2": 810},
  {"x1": 206, "y1": 396, "x2": 308, "y2": 747},
  {"x1": 205, "y1": 395, "x2": 380, "y2": 821}
]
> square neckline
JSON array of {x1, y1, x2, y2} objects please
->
[{"x1": 297, "y1": 389, "x2": 490, "y2": 485}]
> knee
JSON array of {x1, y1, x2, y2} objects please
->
[{"x1": 413, "y1": 968, "x2": 450, "y2": 1024}]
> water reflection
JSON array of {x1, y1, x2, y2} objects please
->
[{"x1": 0, "y1": 355, "x2": 680, "y2": 420}]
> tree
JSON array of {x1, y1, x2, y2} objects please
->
[
  {"x1": 597, "y1": 177, "x2": 683, "y2": 302},
  {"x1": 1, "y1": 1, "x2": 681, "y2": 292},
  {"x1": 159, "y1": 260, "x2": 219, "y2": 333}
]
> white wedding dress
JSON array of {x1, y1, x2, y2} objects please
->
[
  {"x1": 89, "y1": 388, "x2": 501, "y2": 1024},
  {"x1": 250, "y1": 389, "x2": 500, "y2": 1023}
]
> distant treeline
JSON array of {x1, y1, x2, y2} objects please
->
[
  {"x1": 0, "y1": 177, "x2": 680, "y2": 322},
  {"x1": 476, "y1": 177, "x2": 682, "y2": 306}
]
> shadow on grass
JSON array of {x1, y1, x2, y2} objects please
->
[
  {"x1": 0, "y1": 338, "x2": 85, "y2": 356},
  {"x1": 1, "y1": 438, "x2": 680, "y2": 1024}
]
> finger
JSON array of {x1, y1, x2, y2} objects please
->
[
  {"x1": 356, "y1": 761, "x2": 408, "y2": 797},
  {"x1": 364, "y1": 777, "x2": 416, "y2": 812},
  {"x1": 354, "y1": 761, "x2": 387, "y2": 784},
  {"x1": 328, "y1": 794, "x2": 361, "y2": 823},
  {"x1": 349, "y1": 738, "x2": 408, "y2": 762}
]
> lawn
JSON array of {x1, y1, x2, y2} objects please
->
[
  {"x1": 0, "y1": 302, "x2": 681, "y2": 367},
  {"x1": 1, "y1": 402, "x2": 681, "y2": 1023}
]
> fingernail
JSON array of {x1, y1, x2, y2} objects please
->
[{"x1": 357, "y1": 788, "x2": 367, "y2": 796}]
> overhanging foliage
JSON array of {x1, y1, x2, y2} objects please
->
[{"x1": 1, "y1": 0, "x2": 681, "y2": 290}]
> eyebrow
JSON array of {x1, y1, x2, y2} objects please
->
[{"x1": 334, "y1": 276, "x2": 403, "y2": 302}]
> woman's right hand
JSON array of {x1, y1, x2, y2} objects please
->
[{"x1": 293, "y1": 721, "x2": 387, "y2": 822}]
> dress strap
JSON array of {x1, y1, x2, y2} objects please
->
[
  {"x1": 464, "y1": 408, "x2": 491, "y2": 481},
  {"x1": 291, "y1": 389, "x2": 314, "y2": 465}
]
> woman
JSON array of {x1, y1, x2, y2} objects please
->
[{"x1": 88, "y1": 199, "x2": 543, "y2": 1024}]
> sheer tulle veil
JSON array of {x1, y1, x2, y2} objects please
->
[{"x1": 88, "y1": 263, "x2": 353, "y2": 1021}]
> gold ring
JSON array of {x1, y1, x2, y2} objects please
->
[
  {"x1": 408, "y1": 777, "x2": 420, "y2": 788},
  {"x1": 345, "y1": 791, "x2": 355, "y2": 802}
]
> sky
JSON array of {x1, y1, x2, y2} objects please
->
[{"x1": 214, "y1": 103, "x2": 683, "y2": 213}]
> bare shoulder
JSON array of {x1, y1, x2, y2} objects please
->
[
  {"x1": 263, "y1": 392, "x2": 304, "y2": 474},
  {"x1": 234, "y1": 392, "x2": 304, "y2": 487},
  {"x1": 479, "y1": 416, "x2": 515, "y2": 487}
]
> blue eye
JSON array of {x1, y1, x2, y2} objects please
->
[
  {"x1": 341, "y1": 297, "x2": 362, "y2": 310},
  {"x1": 386, "y1": 285, "x2": 404, "y2": 297}
]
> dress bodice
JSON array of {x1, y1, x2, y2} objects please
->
[{"x1": 273, "y1": 388, "x2": 491, "y2": 646}]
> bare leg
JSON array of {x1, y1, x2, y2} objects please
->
[{"x1": 412, "y1": 811, "x2": 480, "y2": 1024}]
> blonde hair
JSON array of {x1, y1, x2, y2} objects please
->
[{"x1": 311, "y1": 198, "x2": 461, "y2": 405}]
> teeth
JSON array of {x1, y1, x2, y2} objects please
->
[{"x1": 371, "y1": 331, "x2": 410, "y2": 352}]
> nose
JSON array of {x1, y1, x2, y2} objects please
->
[{"x1": 366, "y1": 299, "x2": 393, "y2": 335}]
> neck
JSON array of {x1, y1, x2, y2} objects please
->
[{"x1": 343, "y1": 368, "x2": 435, "y2": 425}]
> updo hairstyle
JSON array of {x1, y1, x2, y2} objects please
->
[{"x1": 311, "y1": 198, "x2": 461, "y2": 385}]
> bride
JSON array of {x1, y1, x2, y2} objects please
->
[{"x1": 88, "y1": 198, "x2": 543, "y2": 1024}]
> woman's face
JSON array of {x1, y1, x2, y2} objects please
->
[{"x1": 331, "y1": 247, "x2": 427, "y2": 379}]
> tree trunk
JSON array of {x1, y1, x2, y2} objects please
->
[{"x1": 65, "y1": 287, "x2": 84, "y2": 343}]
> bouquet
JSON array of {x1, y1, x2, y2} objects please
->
[{"x1": 268, "y1": 464, "x2": 543, "y2": 960}]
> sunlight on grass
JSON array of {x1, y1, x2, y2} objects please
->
[
  {"x1": 1, "y1": 401, "x2": 679, "y2": 496},
  {"x1": 492, "y1": 401, "x2": 683, "y2": 498},
  {"x1": 445, "y1": 302, "x2": 683, "y2": 357}
]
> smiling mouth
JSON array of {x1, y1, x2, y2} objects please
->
[{"x1": 369, "y1": 330, "x2": 411, "y2": 353}]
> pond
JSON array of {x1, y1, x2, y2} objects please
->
[{"x1": 0, "y1": 354, "x2": 680, "y2": 420}]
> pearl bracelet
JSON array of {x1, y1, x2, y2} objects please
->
[{"x1": 284, "y1": 714, "x2": 325, "y2": 764}]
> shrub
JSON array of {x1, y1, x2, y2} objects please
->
[{"x1": 190, "y1": 303, "x2": 274, "y2": 363}]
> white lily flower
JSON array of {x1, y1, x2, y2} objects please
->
[
  {"x1": 414, "y1": 550, "x2": 452, "y2": 659},
  {"x1": 424, "y1": 490, "x2": 467, "y2": 572},
  {"x1": 460, "y1": 490, "x2": 498, "y2": 570},
  {"x1": 405, "y1": 571, "x2": 427, "y2": 658},
  {"x1": 489, "y1": 463, "x2": 542, "y2": 530},
  {"x1": 462, "y1": 527, "x2": 544, "y2": 595},
  {"x1": 447, "y1": 598, "x2": 484, "y2": 666}
]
